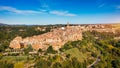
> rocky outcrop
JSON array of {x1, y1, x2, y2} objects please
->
[
  {"x1": 9, "y1": 26, "x2": 82, "y2": 50},
  {"x1": 9, "y1": 24, "x2": 119, "y2": 50},
  {"x1": 9, "y1": 36, "x2": 22, "y2": 49}
]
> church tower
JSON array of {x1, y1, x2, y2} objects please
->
[{"x1": 67, "y1": 22, "x2": 70, "y2": 28}]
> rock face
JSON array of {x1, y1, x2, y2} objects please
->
[
  {"x1": 9, "y1": 36, "x2": 22, "y2": 49},
  {"x1": 9, "y1": 24, "x2": 119, "y2": 50},
  {"x1": 9, "y1": 26, "x2": 82, "y2": 50}
]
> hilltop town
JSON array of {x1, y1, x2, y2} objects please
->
[
  {"x1": 0, "y1": 23, "x2": 120, "y2": 68},
  {"x1": 9, "y1": 23, "x2": 120, "y2": 50},
  {"x1": 9, "y1": 23, "x2": 82, "y2": 50}
]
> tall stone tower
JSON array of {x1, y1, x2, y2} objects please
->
[{"x1": 67, "y1": 22, "x2": 70, "y2": 28}]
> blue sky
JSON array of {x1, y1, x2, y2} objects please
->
[{"x1": 0, "y1": 0, "x2": 120, "y2": 25}]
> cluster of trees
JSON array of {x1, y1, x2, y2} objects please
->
[
  {"x1": 59, "y1": 31, "x2": 120, "y2": 68},
  {"x1": 46, "y1": 46, "x2": 57, "y2": 54},
  {"x1": 34, "y1": 56, "x2": 86, "y2": 68},
  {"x1": 24, "y1": 44, "x2": 33, "y2": 55},
  {"x1": 0, "y1": 60, "x2": 14, "y2": 68}
]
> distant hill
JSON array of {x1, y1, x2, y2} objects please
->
[{"x1": 0, "y1": 23, "x2": 8, "y2": 26}]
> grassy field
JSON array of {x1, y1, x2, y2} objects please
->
[
  {"x1": 0, "y1": 56, "x2": 35, "y2": 68},
  {"x1": 64, "y1": 48, "x2": 87, "y2": 62},
  {"x1": 1, "y1": 56, "x2": 28, "y2": 62}
]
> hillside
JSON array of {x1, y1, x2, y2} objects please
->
[
  {"x1": 0, "y1": 24, "x2": 120, "y2": 68},
  {"x1": 0, "y1": 23, "x2": 8, "y2": 26}
]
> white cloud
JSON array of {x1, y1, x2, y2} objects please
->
[
  {"x1": 0, "y1": 6, "x2": 43, "y2": 14},
  {"x1": 39, "y1": 9, "x2": 47, "y2": 12},
  {"x1": 0, "y1": 6, "x2": 77, "y2": 16},
  {"x1": 49, "y1": 10, "x2": 77, "y2": 16}
]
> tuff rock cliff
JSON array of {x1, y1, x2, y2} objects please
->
[{"x1": 9, "y1": 26, "x2": 82, "y2": 50}]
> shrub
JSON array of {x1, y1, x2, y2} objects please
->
[{"x1": 14, "y1": 62, "x2": 24, "y2": 68}]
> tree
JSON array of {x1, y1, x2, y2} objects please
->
[
  {"x1": 66, "y1": 54, "x2": 71, "y2": 59},
  {"x1": 62, "y1": 60, "x2": 74, "y2": 68},
  {"x1": 34, "y1": 59, "x2": 51, "y2": 68},
  {"x1": 112, "y1": 58, "x2": 120, "y2": 68},
  {"x1": 38, "y1": 49, "x2": 43, "y2": 52},
  {"x1": 71, "y1": 57, "x2": 84, "y2": 68},
  {"x1": 0, "y1": 60, "x2": 14, "y2": 68},
  {"x1": 46, "y1": 46, "x2": 57, "y2": 54},
  {"x1": 0, "y1": 45, "x2": 4, "y2": 52},
  {"x1": 52, "y1": 62, "x2": 62, "y2": 68},
  {"x1": 24, "y1": 44, "x2": 33, "y2": 55}
]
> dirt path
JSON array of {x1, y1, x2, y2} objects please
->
[
  {"x1": 87, "y1": 56, "x2": 100, "y2": 68},
  {"x1": 24, "y1": 63, "x2": 35, "y2": 68}
]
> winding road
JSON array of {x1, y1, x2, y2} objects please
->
[{"x1": 87, "y1": 56, "x2": 101, "y2": 68}]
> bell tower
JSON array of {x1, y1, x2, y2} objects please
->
[{"x1": 67, "y1": 22, "x2": 70, "y2": 28}]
